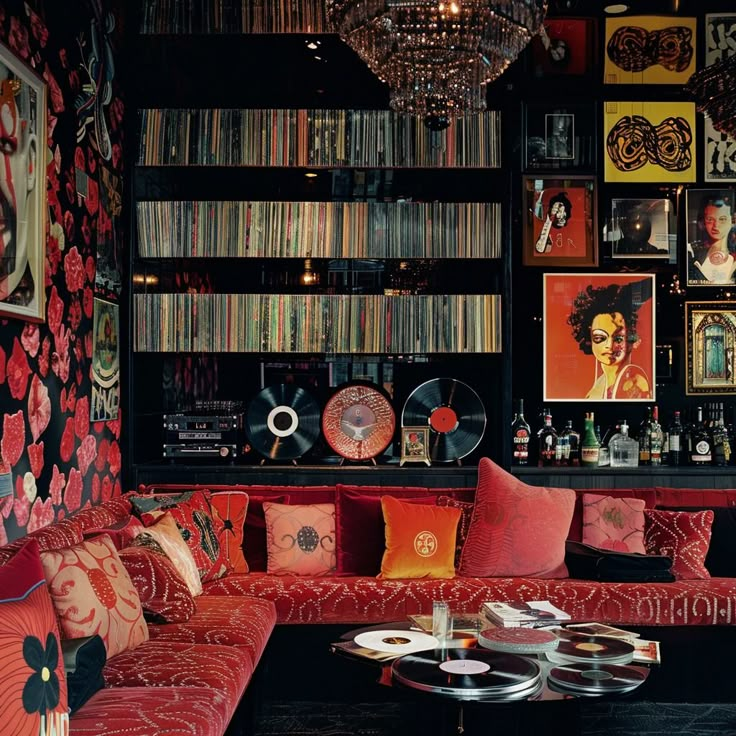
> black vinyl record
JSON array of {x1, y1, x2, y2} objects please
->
[
  {"x1": 554, "y1": 635, "x2": 635, "y2": 665},
  {"x1": 245, "y1": 384, "x2": 320, "y2": 460},
  {"x1": 548, "y1": 663, "x2": 648, "y2": 696},
  {"x1": 401, "y1": 378, "x2": 486, "y2": 462},
  {"x1": 391, "y1": 648, "x2": 541, "y2": 700}
]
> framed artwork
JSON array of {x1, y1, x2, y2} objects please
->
[
  {"x1": 524, "y1": 102, "x2": 596, "y2": 171},
  {"x1": 705, "y1": 13, "x2": 736, "y2": 67},
  {"x1": 522, "y1": 176, "x2": 597, "y2": 267},
  {"x1": 528, "y1": 18, "x2": 596, "y2": 79},
  {"x1": 543, "y1": 273, "x2": 656, "y2": 402},
  {"x1": 0, "y1": 40, "x2": 47, "y2": 321},
  {"x1": 685, "y1": 188, "x2": 736, "y2": 286},
  {"x1": 603, "y1": 101, "x2": 696, "y2": 183},
  {"x1": 705, "y1": 116, "x2": 736, "y2": 183},
  {"x1": 604, "y1": 16, "x2": 696, "y2": 85},
  {"x1": 399, "y1": 426, "x2": 431, "y2": 467},
  {"x1": 686, "y1": 302, "x2": 736, "y2": 395},
  {"x1": 605, "y1": 197, "x2": 676, "y2": 261},
  {"x1": 91, "y1": 298, "x2": 120, "y2": 421}
]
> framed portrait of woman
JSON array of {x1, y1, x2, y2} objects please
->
[
  {"x1": 543, "y1": 273, "x2": 656, "y2": 402},
  {"x1": 522, "y1": 176, "x2": 597, "y2": 267},
  {"x1": 686, "y1": 301, "x2": 736, "y2": 395}
]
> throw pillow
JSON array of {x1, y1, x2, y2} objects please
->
[
  {"x1": 131, "y1": 513, "x2": 203, "y2": 597},
  {"x1": 644, "y1": 509, "x2": 714, "y2": 580},
  {"x1": 40, "y1": 534, "x2": 149, "y2": 659},
  {"x1": 458, "y1": 457, "x2": 575, "y2": 578},
  {"x1": 209, "y1": 491, "x2": 249, "y2": 573},
  {"x1": 436, "y1": 496, "x2": 475, "y2": 569},
  {"x1": 131, "y1": 490, "x2": 229, "y2": 582},
  {"x1": 582, "y1": 493, "x2": 646, "y2": 554},
  {"x1": 263, "y1": 502, "x2": 336, "y2": 575},
  {"x1": 118, "y1": 544, "x2": 196, "y2": 623},
  {"x1": 244, "y1": 494, "x2": 290, "y2": 572},
  {"x1": 0, "y1": 540, "x2": 70, "y2": 736},
  {"x1": 84, "y1": 516, "x2": 145, "y2": 550},
  {"x1": 380, "y1": 495, "x2": 461, "y2": 579}
]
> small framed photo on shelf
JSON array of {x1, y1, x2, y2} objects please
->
[
  {"x1": 605, "y1": 197, "x2": 676, "y2": 261},
  {"x1": 686, "y1": 302, "x2": 736, "y2": 395},
  {"x1": 399, "y1": 426, "x2": 431, "y2": 467},
  {"x1": 524, "y1": 102, "x2": 596, "y2": 171},
  {"x1": 528, "y1": 18, "x2": 596, "y2": 79},
  {"x1": 685, "y1": 188, "x2": 736, "y2": 286},
  {"x1": 543, "y1": 273, "x2": 656, "y2": 402},
  {"x1": 522, "y1": 176, "x2": 597, "y2": 267},
  {"x1": 0, "y1": 40, "x2": 47, "y2": 322}
]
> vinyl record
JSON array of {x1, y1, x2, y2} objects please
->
[
  {"x1": 548, "y1": 663, "x2": 648, "y2": 696},
  {"x1": 552, "y1": 634, "x2": 635, "y2": 665},
  {"x1": 245, "y1": 384, "x2": 320, "y2": 460},
  {"x1": 322, "y1": 383, "x2": 396, "y2": 460},
  {"x1": 391, "y1": 648, "x2": 541, "y2": 700},
  {"x1": 353, "y1": 629, "x2": 439, "y2": 655},
  {"x1": 401, "y1": 378, "x2": 486, "y2": 462},
  {"x1": 478, "y1": 627, "x2": 560, "y2": 655}
]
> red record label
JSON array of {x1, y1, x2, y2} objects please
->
[{"x1": 322, "y1": 384, "x2": 396, "y2": 460}]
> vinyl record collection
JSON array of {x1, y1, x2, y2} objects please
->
[
  {"x1": 137, "y1": 109, "x2": 502, "y2": 168},
  {"x1": 136, "y1": 200, "x2": 501, "y2": 259},
  {"x1": 134, "y1": 294, "x2": 502, "y2": 354}
]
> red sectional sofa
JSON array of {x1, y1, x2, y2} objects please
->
[{"x1": 2, "y1": 479, "x2": 736, "y2": 735}]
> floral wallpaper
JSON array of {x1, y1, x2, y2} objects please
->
[{"x1": 0, "y1": 0, "x2": 125, "y2": 544}]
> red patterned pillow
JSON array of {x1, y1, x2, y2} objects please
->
[
  {"x1": 644, "y1": 509, "x2": 714, "y2": 580},
  {"x1": 0, "y1": 540, "x2": 70, "y2": 735},
  {"x1": 458, "y1": 457, "x2": 575, "y2": 578},
  {"x1": 244, "y1": 494, "x2": 290, "y2": 572},
  {"x1": 84, "y1": 516, "x2": 145, "y2": 550},
  {"x1": 209, "y1": 491, "x2": 249, "y2": 574},
  {"x1": 118, "y1": 544, "x2": 196, "y2": 623},
  {"x1": 436, "y1": 496, "x2": 475, "y2": 569},
  {"x1": 40, "y1": 535, "x2": 149, "y2": 658},
  {"x1": 582, "y1": 494, "x2": 646, "y2": 553},
  {"x1": 131, "y1": 490, "x2": 228, "y2": 582}
]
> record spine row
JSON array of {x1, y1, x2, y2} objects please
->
[
  {"x1": 140, "y1": 0, "x2": 326, "y2": 33},
  {"x1": 138, "y1": 109, "x2": 502, "y2": 169},
  {"x1": 134, "y1": 293, "x2": 502, "y2": 354},
  {"x1": 136, "y1": 201, "x2": 501, "y2": 259}
]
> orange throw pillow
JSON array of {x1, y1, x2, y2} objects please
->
[
  {"x1": 379, "y1": 495, "x2": 461, "y2": 579},
  {"x1": 209, "y1": 491, "x2": 249, "y2": 574}
]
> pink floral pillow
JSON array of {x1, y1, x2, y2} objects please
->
[
  {"x1": 263, "y1": 502, "x2": 336, "y2": 576},
  {"x1": 582, "y1": 494, "x2": 646, "y2": 553},
  {"x1": 40, "y1": 534, "x2": 149, "y2": 658},
  {"x1": 645, "y1": 509, "x2": 714, "y2": 580}
]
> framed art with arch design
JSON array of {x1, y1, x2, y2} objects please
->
[{"x1": 686, "y1": 302, "x2": 736, "y2": 395}]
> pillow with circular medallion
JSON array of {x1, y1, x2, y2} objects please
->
[
  {"x1": 0, "y1": 539, "x2": 70, "y2": 736},
  {"x1": 263, "y1": 502, "x2": 336, "y2": 576},
  {"x1": 40, "y1": 534, "x2": 149, "y2": 658},
  {"x1": 380, "y1": 495, "x2": 461, "y2": 579}
]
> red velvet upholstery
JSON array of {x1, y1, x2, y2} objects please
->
[
  {"x1": 0, "y1": 517, "x2": 83, "y2": 565},
  {"x1": 655, "y1": 488, "x2": 736, "y2": 508},
  {"x1": 72, "y1": 497, "x2": 133, "y2": 531},
  {"x1": 102, "y1": 641, "x2": 253, "y2": 705},
  {"x1": 70, "y1": 686, "x2": 232, "y2": 736},
  {"x1": 148, "y1": 595, "x2": 276, "y2": 667}
]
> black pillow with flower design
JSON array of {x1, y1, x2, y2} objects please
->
[{"x1": 0, "y1": 539, "x2": 70, "y2": 733}]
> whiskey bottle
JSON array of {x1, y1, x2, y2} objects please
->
[
  {"x1": 691, "y1": 406, "x2": 712, "y2": 466},
  {"x1": 537, "y1": 412, "x2": 557, "y2": 467},
  {"x1": 667, "y1": 411, "x2": 683, "y2": 467},
  {"x1": 510, "y1": 399, "x2": 531, "y2": 466},
  {"x1": 649, "y1": 406, "x2": 663, "y2": 466},
  {"x1": 580, "y1": 412, "x2": 600, "y2": 467},
  {"x1": 713, "y1": 403, "x2": 731, "y2": 466},
  {"x1": 638, "y1": 407, "x2": 652, "y2": 465},
  {"x1": 560, "y1": 420, "x2": 580, "y2": 466}
]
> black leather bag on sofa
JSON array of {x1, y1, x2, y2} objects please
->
[
  {"x1": 62, "y1": 635, "x2": 106, "y2": 714},
  {"x1": 565, "y1": 540, "x2": 676, "y2": 583}
]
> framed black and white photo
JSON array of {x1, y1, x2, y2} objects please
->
[
  {"x1": 705, "y1": 13, "x2": 736, "y2": 67},
  {"x1": 605, "y1": 197, "x2": 676, "y2": 261},
  {"x1": 705, "y1": 116, "x2": 736, "y2": 183},
  {"x1": 545, "y1": 113, "x2": 574, "y2": 160}
]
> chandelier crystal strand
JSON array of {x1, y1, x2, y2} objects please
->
[
  {"x1": 685, "y1": 53, "x2": 736, "y2": 139},
  {"x1": 328, "y1": 1, "x2": 547, "y2": 129}
]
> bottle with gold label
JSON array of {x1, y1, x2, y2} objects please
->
[{"x1": 580, "y1": 412, "x2": 600, "y2": 467}]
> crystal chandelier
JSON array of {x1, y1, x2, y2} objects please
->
[{"x1": 327, "y1": 1, "x2": 547, "y2": 130}]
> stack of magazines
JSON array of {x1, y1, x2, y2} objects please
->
[{"x1": 482, "y1": 600, "x2": 571, "y2": 628}]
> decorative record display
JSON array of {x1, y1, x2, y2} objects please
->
[
  {"x1": 245, "y1": 384, "x2": 321, "y2": 460},
  {"x1": 549, "y1": 634, "x2": 635, "y2": 666},
  {"x1": 478, "y1": 628, "x2": 559, "y2": 655},
  {"x1": 548, "y1": 662, "x2": 648, "y2": 695},
  {"x1": 353, "y1": 629, "x2": 439, "y2": 655},
  {"x1": 322, "y1": 383, "x2": 396, "y2": 460},
  {"x1": 402, "y1": 378, "x2": 486, "y2": 462}
]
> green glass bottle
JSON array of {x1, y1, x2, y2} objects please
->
[{"x1": 580, "y1": 412, "x2": 600, "y2": 467}]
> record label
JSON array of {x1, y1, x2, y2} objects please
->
[
  {"x1": 556, "y1": 634, "x2": 635, "y2": 664},
  {"x1": 439, "y1": 660, "x2": 490, "y2": 675},
  {"x1": 353, "y1": 629, "x2": 438, "y2": 655},
  {"x1": 548, "y1": 662, "x2": 648, "y2": 695}
]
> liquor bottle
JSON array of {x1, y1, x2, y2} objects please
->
[
  {"x1": 649, "y1": 405, "x2": 663, "y2": 466},
  {"x1": 610, "y1": 422, "x2": 639, "y2": 468},
  {"x1": 638, "y1": 407, "x2": 652, "y2": 466},
  {"x1": 713, "y1": 403, "x2": 732, "y2": 467},
  {"x1": 537, "y1": 412, "x2": 557, "y2": 467},
  {"x1": 560, "y1": 420, "x2": 580, "y2": 466},
  {"x1": 667, "y1": 411, "x2": 683, "y2": 467},
  {"x1": 510, "y1": 399, "x2": 531, "y2": 466},
  {"x1": 580, "y1": 412, "x2": 600, "y2": 467},
  {"x1": 690, "y1": 406, "x2": 712, "y2": 466},
  {"x1": 596, "y1": 423, "x2": 610, "y2": 467}
]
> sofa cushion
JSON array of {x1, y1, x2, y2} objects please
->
[
  {"x1": 70, "y1": 686, "x2": 232, "y2": 736},
  {"x1": 264, "y1": 502, "x2": 336, "y2": 575},
  {"x1": 645, "y1": 509, "x2": 714, "y2": 580},
  {"x1": 655, "y1": 487, "x2": 736, "y2": 508},
  {"x1": 568, "y1": 488, "x2": 657, "y2": 542},
  {"x1": 582, "y1": 493, "x2": 646, "y2": 553},
  {"x1": 436, "y1": 496, "x2": 474, "y2": 569},
  {"x1": 0, "y1": 517, "x2": 83, "y2": 566},
  {"x1": 380, "y1": 496, "x2": 460, "y2": 579},
  {"x1": 459, "y1": 457, "x2": 575, "y2": 578},
  {"x1": 118, "y1": 544, "x2": 196, "y2": 623},
  {"x1": 245, "y1": 493, "x2": 290, "y2": 571},
  {"x1": 148, "y1": 595, "x2": 276, "y2": 668},
  {"x1": 40, "y1": 534, "x2": 149, "y2": 658},
  {"x1": 0, "y1": 540, "x2": 70, "y2": 736},
  {"x1": 71, "y1": 497, "x2": 132, "y2": 533},
  {"x1": 102, "y1": 641, "x2": 253, "y2": 706},
  {"x1": 84, "y1": 516, "x2": 145, "y2": 550},
  {"x1": 209, "y1": 491, "x2": 249, "y2": 573}
]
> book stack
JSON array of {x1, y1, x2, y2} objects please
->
[{"x1": 482, "y1": 600, "x2": 571, "y2": 629}]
